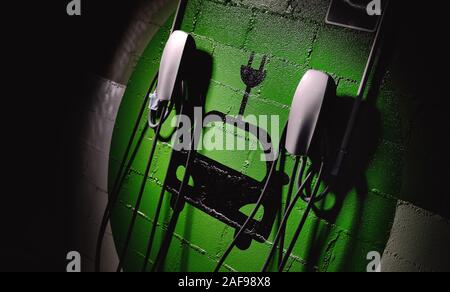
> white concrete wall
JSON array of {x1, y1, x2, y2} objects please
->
[{"x1": 382, "y1": 201, "x2": 450, "y2": 272}]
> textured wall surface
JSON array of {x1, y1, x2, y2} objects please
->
[
  {"x1": 110, "y1": 0, "x2": 400, "y2": 272},
  {"x1": 73, "y1": 0, "x2": 450, "y2": 272}
]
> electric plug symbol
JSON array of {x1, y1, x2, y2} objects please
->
[{"x1": 239, "y1": 53, "x2": 267, "y2": 116}]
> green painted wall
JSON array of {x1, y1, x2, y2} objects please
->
[{"x1": 109, "y1": 0, "x2": 407, "y2": 272}]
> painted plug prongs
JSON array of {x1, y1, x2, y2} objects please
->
[{"x1": 239, "y1": 52, "x2": 267, "y2": 116}]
